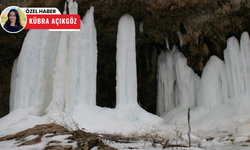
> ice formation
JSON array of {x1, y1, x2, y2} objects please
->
[
  {"x1": 1, "y1": 0, "x2": 250, "y2": 139},
  {"x1": 157, "y1": 32, "x2": 250, "y2": 135},
  {"x1": 113, "y1": 13, "x2": 162, "y2": 125},
  {"x1": 165, "y1": 37, "x2": 170, "y2": 50},
  {"x1": 1, "y1": 1, "x2": 163, "y2": 137},
  {"x1": 9, "y1": 2, "x2": 97, "y2": 115},
  {"x1": 157, "y1": 45, "x2": 200, "y2": 115},
  {"x1": 177, "y1": 30, "x2": 183, "y2": 47},
  {"x1": 116, "y1": 14, "x2": 137, "y2": 107}
]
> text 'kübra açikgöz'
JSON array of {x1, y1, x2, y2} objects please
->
[{"x1": 29, "y1": 17, "x2": 78, "y2": 26}]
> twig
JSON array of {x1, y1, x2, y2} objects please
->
[{"x1": 187, "y1": 107, "x2": 191, "y2": 147}]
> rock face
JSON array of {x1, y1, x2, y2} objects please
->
[{"x1": 0, "y1": 0, "x2": 250, "y2": 117}]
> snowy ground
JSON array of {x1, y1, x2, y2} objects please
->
[
  {"x1": 0, "y1": 108, "x2": 249, "y2": 150},
  {"x1": 1, "y1": 123, "x2": 250, "y2": 150},
  {"x1": 0, "y1": 134, "x2": 77, "y2": 150}
]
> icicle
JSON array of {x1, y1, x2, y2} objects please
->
[
  {"x1": 139, "y1": 21, "x2": 143, "y2": 34},
  {"x1": 156, "y1": 46, "x2": 200, "y2": 115},
  {"x1": 63, "y1": 1, "x2": 67, "y2": 14},
  {"x1": 240, "y1": 32, "x2": 250, "y2": 95},
  {"x1": 116, "y1": 14, "x2": 138, "y2": 107},
  {"x1": 68, "y1": 0, "x2": 78, "y2": 14},
  {"x1": 198, "y1": 56, "x2": 228, "y2": 111},
  {"x1": 165, "y1": 37, "x2": 170, "y2": 50},
  {"x1": 158, "y1": 32, "x2": 250, "y2": 131},
  {"x1": 63, "y1": 0, "x2": 78, "y2": 14},
  {"x1": 224, "y1": 37, "x2": 244, "y2": 98},
  {"x1": 177, "y1": 30, "x2": 183, "y2": 47}
]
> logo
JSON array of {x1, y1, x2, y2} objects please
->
[{"x1": 1, "y1": 6, "x2": 81, "y2": 33}]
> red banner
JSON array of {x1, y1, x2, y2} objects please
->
[{"x1": 24, "y1": 14, "x2": 81, "y2": 29}]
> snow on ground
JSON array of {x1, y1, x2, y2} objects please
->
[
  {"x1": 0, "y1": 134, "x2": 77, "y2": 150},
  {"x1": 1, "y1": 132, "x2": 250, "y2": 150}
]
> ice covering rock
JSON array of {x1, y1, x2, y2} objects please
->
[
  {"x1": 3, "y1": 2, "x2": 163, "y2": 136},
  {"x1": 158, "y1": 32, "x2": 250, "y2": 135},
  {"x1": 10, "y1": 3, "x2": 97, "y2": 115},
  {"x1": 157, "y1": 45, "x2": 200, "y2": 115},
  {"x1": 198, "y1": 56, "x2": 228, "y2": 111},
  {"x1": 5, "y1": 0, "x2": 250, "y2": 137}
]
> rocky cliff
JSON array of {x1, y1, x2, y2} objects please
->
[{"x1": 0, "y1": 0, "x2": 250, "y2": 117}]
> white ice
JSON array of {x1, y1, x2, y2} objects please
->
[
  {"x1": 1, "y1": 0, "x2": 250, "y2": 149},
  {"x1": 177, "y1": 30, "x2": 183, "y2": 47},
  {"x1": 157, "y1": 32, "x2": 250, "y2": 137},
  {"x1": 1, "y1": 1, "x2": 163, "y2": 139},
  {"x1": 9, "y1": 3, "x2": 97, "y2": 115},
  {"x1": 165, "y1": 37, "x2": 170, "y2": 50},
  {"x1": 116, "y1": 13, "x2": 137, "y2": 107},
  {"x1": 157, "y1": 45, "x2": 200, "y2": 115}
]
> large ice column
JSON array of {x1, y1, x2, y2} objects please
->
[
  {"x1": 46, "y1": 6, "x2": 98, "y2": 113},
  {"x1": 157, "y1": 45, "x2": 200, "y2": 115},
  {"x1": 63, "y1": 0, "x2": 78, "y2": 14},
  {"x1": 10, "y1": 3, "x2": 98, "y2": 115},
  {"x1": 240, "y1": 32, "x2": 250, "y2": 95},
  {"x1": 75, "y1": 6, "x2": 97, "y2": 107},
  {"x1": 198, "y1": 33, "x2": 250, "y2": 111},
  {"x1": 68, "y1": 0, "x2": 78, "y2": 14},
  {"x1": 223, "y1": 33, "x2": 250, "y2": 98},
  {"x1": 157, "y1": 48, "x2": 177, "y2": 115},
  {"x1": 224, "y1": 37, "x2": 245, "y2": 98},
  {"x1": 159, "y1": 32, "x2": 250, "y2": 128},
  {"x1": 10, "y1": 30, "x2": 55, "y2": 113},
  {"x1": 174, "y1": 49, "x2": 200, "y2": 109},
  {"x1": 198, "y1": 56, "x2": 228, "y2": 110},
  {"x1": 116, "y1": 14, "x2": 138, "y2": 107}
]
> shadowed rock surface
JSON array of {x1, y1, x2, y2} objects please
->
[{"x1": 0, "y1": 0, "x2": 250, "y2": 117}]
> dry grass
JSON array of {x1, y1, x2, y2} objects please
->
[
  {"x1": 47, "y1": 100, "x2": 81, "y2": 131},
  {"x1": 96, "y1": 127, "x2": 188, "y2": 149}
]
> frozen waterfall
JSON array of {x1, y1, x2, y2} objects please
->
[
  {"x1": 157, "y1": 45, "x2": 200, "y2": 115},
  {"x1": 9, "y1": 3, "x2": 97, "y2": 116},
  {"x1": 116, "y1": 14, "x2": 138, "y2": 107},
  {"x1": 2, "y1": 0, "x2": 250, "y2": 137},
  {"x1": 2, "y1": 1, "x2": 163, "y2": 136},
  {"x1": 157, "y1": 32, "x2": 250, "y2": 134}
]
